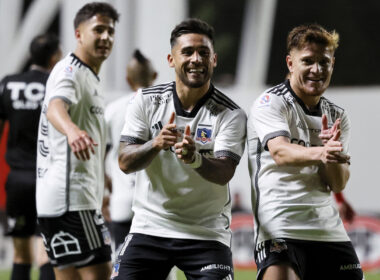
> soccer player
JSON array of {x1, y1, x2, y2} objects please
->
[
  {"x1": 115, "y1": 18, "x2": 246, "y2": 279},
  {"x1": 0, "y1": 33, "x2": 61, "y2": 280},
  {"x1": 104, "y1": 49, "x2": 157, "y2": 251},
  {"x1": 35, "y1": 2, "x2": 119, "y2": 280},
  {"x1": 247, "y1": 24, "x2": 363, "y2": 280}
]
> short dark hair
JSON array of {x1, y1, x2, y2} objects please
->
[
  {"x1": 170, "y1": 18, "x2": 215, "y2": 48},
  {"x1": 74, "y1": 2, "x2": 120, "y2": 29},
  {"x1": 30, "y1": 33, "x2": 60, "y2": 67},
  {"x1": 287, "y1": 23, "x2": 339, "y2": 54}
]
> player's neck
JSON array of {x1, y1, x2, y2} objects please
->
[
  {"x1": 175, "y1": 80, "x2": 211, "y2": 111},
  {"x1": 73, "y1": 49, "x2": 102, "y2": 75}
]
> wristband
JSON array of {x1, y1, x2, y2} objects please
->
[{"x1": 187, "y1": 152, "x2": 203, "y2": 169}]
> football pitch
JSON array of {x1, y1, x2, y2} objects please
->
[{"x1": 1, "y1": 268, "x2": 379, "y2": 280}]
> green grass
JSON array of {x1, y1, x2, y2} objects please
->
[{"x1": 0, "y1": 268, "x2": 379, "y2": 280}]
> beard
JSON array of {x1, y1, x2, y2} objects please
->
[{"x1": 176, "y1": 67, "x2": 213, "y2": 88}]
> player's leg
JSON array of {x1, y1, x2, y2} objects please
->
[
  {"x1": 35, "y1": 236, "x2": 55, "y2": 280},
  {"x1": 38, "y1": 210, "x2": 112, "y2": 280},
  {"x1": 6, "y1": 170, "x2": 37, "y2": 280},
  {"x1": 262, "y1": 264, "x2": 300, "y2": 280},
  {"x1": 111, "y1": 233, "x2": 173, "y2": 280},
  {"x1": 175, "y1": 239, "x2": 234, "y2": 280},
  {"x1": 77, "y1": 261, "x2": 112, "y2": 280},
  {"x1": 255, "y1": 239, "x2": 303, "y2": 280}
]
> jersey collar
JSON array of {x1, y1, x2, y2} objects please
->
[
  {"x1": 70, "y1": 53, "x2": 100, "y2": 81},
  {"x1": 172, "y1": 82, "x2": 214, "y2": 118},
  {"x1": 285, "y1": 79, "x2": 322, "y2": 116}
]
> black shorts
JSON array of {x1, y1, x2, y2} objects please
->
[
  {"x1": 111, "y1": 220, "x2": 132, "y2": 253},
  {"x1": 112, "y1": 233, "x2": 234, "y2": 280},
  {"x1": 38, "y1": 210, "x2": 112, "y2": 269},
  {"x1": 255, "y1": 238, "x2": 363, "y2": 280},
  {"x1": 5, "y1": 170, "x2": 37, "y2": 237}
]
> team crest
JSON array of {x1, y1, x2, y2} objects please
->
[
  {"x1": 196, "y1": 128, "x2": 212, "y2": 144},
  {"x1": 270, "y1": 239, "x2": 288, "y2": 253}
]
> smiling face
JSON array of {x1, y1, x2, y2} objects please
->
[
  {"x1": 75, "y1": 14, "x2": 115, "y2": 71},
  {"x1": 168, "y1": 33, "x2": 217, "y2": 90},
  {"x1": 287, "y1": 42, "x2": 335, "y2": 106}
]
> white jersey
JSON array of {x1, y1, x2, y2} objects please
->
[
  {"x1": 105, "y1": 94, "x2": 135, "y2": 222},
  {"x1": 36, "y1": 53, "x2": 106, "y2": 217},
  {"x1": 247, "y1": 80, "x2": 351, "y2": 244},
  {"x1": 120, "y1": 82, "x2": 246, "y2": 247}
]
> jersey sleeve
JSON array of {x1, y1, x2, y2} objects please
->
[
  {"x1": 250, "y1": 92, "x2": 291, "y2": 149},
  {"x1": 214, "y1": 108, "x2": 247, "y2": 163},
  {"x1": 120, "y1": 90, "x2": 149, "y2": 144},
  {"x1": 339, "y1": 110, "x2": 351, "y2": 155},
  {"x1": 48, "y1": 64, "x2": 79, "y2": 106}
]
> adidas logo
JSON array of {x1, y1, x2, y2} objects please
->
[{"x1": 152, "y1": 121, "x2": 163, "y2": 130}]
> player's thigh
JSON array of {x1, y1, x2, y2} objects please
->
[
  {"x1": 35, "y1": 236, "x2": 50, "y2": 266},
  {"x1": 38, "y1": 210, "x2": 112, "y2": 269},
  {"x1": 12, "y1": 236, "x2": 34, "y2": 263},
  {"x1": 175, "y1": 239, "x2": 234, "y2": 280},
  {"x1": 112, "y1": 233, "x2": 173, "y2": 280},
  {"x1": 54, "y1": 266, "x2": 81, "y2": 280},
  {"x1": 78, "y1": 261, "x2": 112, "y2": 280},
  {"x1": 262, "y1": 264, "x2": 300, "y2": 280}
]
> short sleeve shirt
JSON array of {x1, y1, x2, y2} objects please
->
[
  {"x1": 120, "y1": 82, "x2": 247, "y2": 247},
  {"x1": 36, "y1": 53, "x2": 106, "y2": 217}
]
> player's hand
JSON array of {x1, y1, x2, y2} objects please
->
[
  {"x1": 67, "y1": 127, "x2": 97, "y2": 161},
  {"x1": 321, "y1": 129, "x2": 350, "y2": 164},
  {"x1": 152, "y1": 112, "x2": 180, "y2": 151},
  {"x1": 319, "y1": 115, "x2": 341, "y2": 144},
  {"x1": 175, "y1": 125, "x2": 196, "y2": 164}
]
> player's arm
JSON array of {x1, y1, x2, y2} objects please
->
[
  {"x1": 119, "y1": 112, "x2": 179, "y2": 174},
  {"x1": 47, "y1": 98, "x2": 97, "y2": 161},
  {"x1": 194, "y1": 155, "x2": 237, "y2": 185},
  {"x1": 267, "y1": 133, "x2": 350, "y2": 192}
]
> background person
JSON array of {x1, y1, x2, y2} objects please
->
[
  {"x1": 0, "y1": 33, "x2": 61, "y2": 280},
  {"x1": 35, "y1": 2, "x2": 119, "y2": 280}
]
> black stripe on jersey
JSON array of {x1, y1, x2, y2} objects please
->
[
  {"x1": 142, "y1": 82, "x2": 174, "y2": 95},
  {"x1": 212, "y1": 88, "x2": 240, "y2": 110},
  {"x1": 214, "y1": 150, "x2": 241, "y2": 163},
  {"x1": 253, "y1": 140, "x2": 263, "y2": 247},
  {"x1": 262, "y1": 130, "x2": 291, "y2": 151},
  {"x1": 320, "y1": 96, "x2": 345, "y2": 113},
  {"x1": 266, "y1": 82, "x2": 287, "y2": 96},
  {"x1": 120, "y1": 135, "x2": 146, "y2": 145},
  {"x1": 69, "y1": 53, "x2": 100, "y2": 81}
]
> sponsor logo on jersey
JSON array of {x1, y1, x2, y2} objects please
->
[
  {"x1": 259, "y1": 94, "x2": 271, "y2": 106},
  {"x1": 196, "y1": 128, "x2": 212, "y2": 144},
  {"x1": 151, "y1": 121, "x2": 163, "y2": 130},
  {"x1": 270, "y1": 239, "x2": 287, "y2": 253},
  {"x1": 90, "y1": 105, "x2": 104, "y2": 115},
  {"x1": 149, "y1": 94, "x2": 171, "y2": 105},
  {"x1": 340, "y1": 263, "x2": 362, "y2": 271}
]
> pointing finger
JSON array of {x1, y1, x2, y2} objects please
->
[
  {"x1": 168, "y1": 112, "x2": 175, "y2": 124},
  {"x1": 184, "y1": 125, "x2": 191, "y2": 137}
]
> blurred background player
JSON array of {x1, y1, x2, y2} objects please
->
[
  {"x1": 104, "y1": 49, "x2": 157, "y2": 252},
  {"x1": 0, "y1": 33, "x2": 61, "y2": 280},
  {"x1": 35, "y1": 2, "x2": 119, "y2": 280}
]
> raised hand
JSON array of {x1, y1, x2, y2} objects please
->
[
  {"x1": 319, "y1": 114, "x2": 341, "y2": 144},
  {"x1": 152, "y1": 112, "x2": 180, "y2": 151},
  {"x1": 175, "y1": 125, "x2": 196, "y2": 164},
  {"x1": 321, "y1": 129, "x2": 350, "y2": 164}
]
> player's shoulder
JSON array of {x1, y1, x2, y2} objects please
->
[
  {"x1": 141, "y1": 82, "x2": 174, "y2": 96},
  {"x1": 210, "y1": 86, "x2": 241, "y2": 112},
  {"x1": 51, "y1": 53, "x2": 96, "y2": 82},
  {"x1": 320, "y1": 96, "x2": 345, "y2": 114}
]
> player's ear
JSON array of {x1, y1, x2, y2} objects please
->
[
  {"x1": 213, "y1": 53, "x2": 217, "y2": 67},
  {"x1": 167, "y1": 54, "x2": 174, "y2": 68},
  {"x1": 75, "y1": 28, "x2": 81, "y2": 41},
  {"x1": 286, "y1": 54, "x2": 293, "y2": 73}
]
